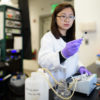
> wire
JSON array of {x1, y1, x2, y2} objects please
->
[
  {"x1": 42, "y1": 68, "x2": 62, "y2": 86},
  {"x1": 40, "y1": 68, "x2": 78, "y2": 100}
]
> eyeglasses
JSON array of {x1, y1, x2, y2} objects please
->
[{"x1": 57, "y1": 15, "x2": 75, "y2": 21}]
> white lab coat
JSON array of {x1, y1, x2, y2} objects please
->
[{"x1": 38, "y1": 31, "x2": 83, "y2": 86}]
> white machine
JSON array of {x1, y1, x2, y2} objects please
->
[{"x1": 69, "y1": 74, "x2": 97, "y2": 96}]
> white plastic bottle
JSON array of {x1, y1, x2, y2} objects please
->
[{"x1": 25, "y1": 72, "x2": 49, "y2": 100}]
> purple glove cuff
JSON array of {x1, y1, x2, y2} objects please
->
[{"x1": 61, "y1": 49, "x2": 70, "y2": 59}]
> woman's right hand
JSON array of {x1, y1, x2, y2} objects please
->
[{"x1": 61, "y1": 38, "x2": 83, "y2": 58}]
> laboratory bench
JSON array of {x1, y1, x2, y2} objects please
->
[
  {"x1": 0, "y1": 81, "x2": 25, "y2": 100},
  {"x1": 71, "y1": 88, "x2": 100, "y2": 100},
  {"x1": 0, "y1": 63, "x2": 100, "y2": 100},
  {"x1": 71, "y1": 63, "x2": 100, "y2": 100}
]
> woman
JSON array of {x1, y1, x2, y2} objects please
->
[{"x1": 38, "y1": 2, "x2": 91, "y2": 100}]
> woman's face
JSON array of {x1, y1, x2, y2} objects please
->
[{"x1": 56, "y1": 7, "x2": 75, "y2": 35}]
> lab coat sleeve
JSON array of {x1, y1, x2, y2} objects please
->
[{"x1": 38, "y1": 35, "x2": 60, "y2": 70}]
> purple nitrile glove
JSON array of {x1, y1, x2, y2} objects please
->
[
  {"x1": 61, "y1": 38, "x2": 83, "y2": 58},
  {"x1": 79, "y1": 66, "x2": 92, "y2": 76}
]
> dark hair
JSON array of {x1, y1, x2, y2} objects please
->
[{"x1": 51, "y1": 2, "x2": 75, "y2": 41}]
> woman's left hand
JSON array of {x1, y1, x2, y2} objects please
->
[{"x1": 79, "y1": 66, "x2": 92, "y2": 76}]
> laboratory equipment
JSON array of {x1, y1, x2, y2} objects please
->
[
  {"x1": 10, "y1": 74, "x2": 25, "y2": 87},
  {"x1": 69, "y1": 74, "x2": 97, "y2": 96},
  {"x1": 0, "y1": 5, "x2": 23, "y2": 73},
  {"x1": 8, "y1": 73, "x2": 25, "y2": 96},
  {"x1": 54, "y1": 80, "x2": 71, "y2": 100},
  {"x1": 96, "y1": 54, "x2": 100, "y2": 65},
  {"x1": 25, "y1": 72, "x2": 49, "y2": 100},
  {"x1": 25, "y1": 67, "x2": 97, "y2": 100},
  {"x1": 0, "y1": 61, "x2": 10, "y2": 97}
]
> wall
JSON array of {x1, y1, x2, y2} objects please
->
[
  {"x1": 25, "y1": 0, "x2": 100, "y2": 70},
  {"x1": 28, "y1": 0, "x2": 64, "y2": 50},
  {"x1": 74, "y1": 0, "x2": 100, "y2": 66},
  {"x1": 25, "y1": 0, "x2": 64, "y2": 70}
]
